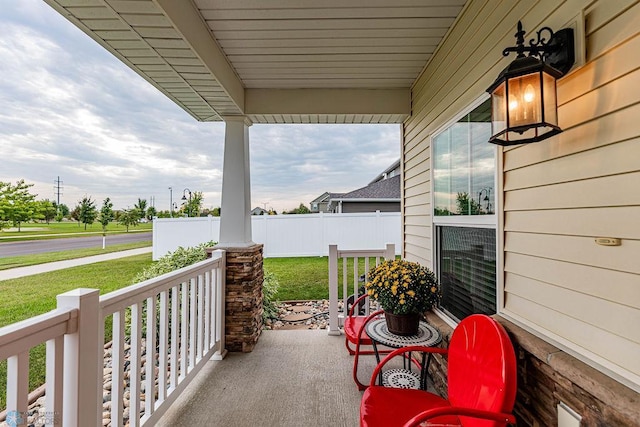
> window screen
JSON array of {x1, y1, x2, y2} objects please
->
[{"x1": 437, "y1": 226, "x2": 496, "y2": 322}]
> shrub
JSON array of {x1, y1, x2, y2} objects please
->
[
  {"x1": 133, "y1": 241, "x2": 216, "y2": 283},
  {"x1": 262, "y1": 270, "x2": 280, "y2": 322}
]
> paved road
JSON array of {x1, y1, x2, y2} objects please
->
[{"x1": 0, "y1": 232, "x2": 152, "y2": 257}]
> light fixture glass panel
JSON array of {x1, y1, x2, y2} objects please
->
[
  {"x1": 543, "y1": 72, "x2": 558, "y2": 126},
  {"x1": 507, "y1": 72, "x2": 542, "y2": 128},
  {"x1": 490, "y1": 82, "x2": 506, "y2": 135}
]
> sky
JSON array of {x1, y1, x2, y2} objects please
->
[{"x1": 0, "y1": 1, "x2": 401, "y2": 213}]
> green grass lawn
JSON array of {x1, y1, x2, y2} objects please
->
[
  {"x1": 263, "y1": 256, "x2": 383, "y2": 301},
  {"x1": 0, "y1": 241, "x2": 151, "y2": 270},
  {"x1": 0, "y1": 221, "x2": 152, "y2": 241}
]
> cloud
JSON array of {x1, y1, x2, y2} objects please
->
[{"x1": 0, "y1": 1, "x2": 400, "y2": 213}]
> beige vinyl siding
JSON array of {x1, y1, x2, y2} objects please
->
[{"x1": 404, "y1": 0, "x2": 640, "y2": 390}]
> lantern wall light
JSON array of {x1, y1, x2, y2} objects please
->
[{"x1": 487, "y1": 21, "x2": 575, "y2": 146}]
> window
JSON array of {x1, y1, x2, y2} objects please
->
[{"x1": 432, "y1": 97, "x2": 497, "y2": 322}]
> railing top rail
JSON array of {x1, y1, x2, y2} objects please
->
[
  {"x1": 337, "y1": 249, "x2": 390, "y2": 258},
  {"x1": 0, "y1": 307, "x2": 77, "y2": 360},
  {"x1": 100, "y1": 251, "x2": 224, "y2": 317}
]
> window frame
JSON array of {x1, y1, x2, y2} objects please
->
[{"x1": 430, "y1": 94, "x2": 499, "y2": 327}]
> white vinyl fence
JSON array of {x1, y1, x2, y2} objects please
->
[{"x1": 153, "y1": 211, "x2": 401, "y2": 260}]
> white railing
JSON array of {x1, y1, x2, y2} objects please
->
[
  {"x1": 153, "y1": 211, "x2": 402, "y2": 259},
  {"x1": 0, "y1": 250, "x2": 226, "y2": 427},
  {"x1": 327, "y1": 244, "x2": 395, "y2": 336},
  {"x1": 0, "y1": 307, "x2": 77, "y2": 426}
]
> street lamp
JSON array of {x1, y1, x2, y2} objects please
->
[
  {"x1": 478, "y1": 188, "x2": 492, "y2": 213},
  {"x1": 168, "y1": 186, "x2": 173, "y2": 217},
  {"x1": 181, "y1": 188, "x2": 192, "y2": 217}
]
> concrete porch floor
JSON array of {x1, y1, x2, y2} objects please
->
[{"x1": 157, "y1": 330, "x2": 376, "y2": 427}]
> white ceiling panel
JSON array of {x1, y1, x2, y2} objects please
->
[{"x1": 44, "y1": 0, "x2": 468, "y2": 123}]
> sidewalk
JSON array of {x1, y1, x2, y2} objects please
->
[{"x1": 0, "y1": 247, "x2": 152, "y2": 281}]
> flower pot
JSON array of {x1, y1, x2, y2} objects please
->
[{"x1": 384, "y1": 311, "x2": 421, "y2": 336}]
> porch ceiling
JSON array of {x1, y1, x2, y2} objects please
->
[{"x1": 44, "y1": 0, "x2": 467, "y2": 124}]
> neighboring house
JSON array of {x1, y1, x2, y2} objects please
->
[
  {"x1": 327, "y1": 174, "x2": 400, "y2": 213},
  {"x1": 34, "y1": 2, "x2": 640, "y2": 426},
  {"x1": 250, "y1": 207, "x2": 268, "y2": 215},
  {"x1": 313, "y1": 160, "x2": 401, "y2": 213},
  {"x1": 309, "y1": 192, "x2": 333, "y2": 213}
]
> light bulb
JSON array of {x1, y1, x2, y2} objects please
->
[{"x1": 524, "y1": 84, "x2": 535, "y2": 103}]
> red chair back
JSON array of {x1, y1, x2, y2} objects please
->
[{"x1": 447, "y1": 315, "x2": 517, "y2": 427}]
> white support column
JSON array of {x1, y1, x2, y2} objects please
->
[
  {"x1": 219, "y1": 116, "x2": 254, "y2": 247},
  {"x1": 57, "y1": 288, "x2": 100, "y2": 427}
]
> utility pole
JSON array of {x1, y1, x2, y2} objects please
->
[
  {"x1": 53, "y1": 176, "x2": 63, "y2": 212},
  {"x1": 168, "y1": 187, "x2": 173, "y2": 217}
]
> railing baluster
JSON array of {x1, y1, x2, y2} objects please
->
[
  {"x1": 204, "y1": 270, "x2": 211, "y2": 351},
  {"x1": 45, "y1": 335, "x2": 64, "y2": 426},
  {"x1": 364, "y1": 257, "x2": 370, "y2": 316},
  {"x1": 145, "y1": 296, "x2": 157, "y2": 417},
  {"x1": 215, "y1": 263, "x2": 223, "y2": 349},
  {"x1": 6, "y1": 351, "x2": 29, "y2": 420},
  {"x1": 197, "y1": 274, "x2": 204, "y2": 360},
  {"x1": 171, "y1": 285, "x2": 179, "y2": 389},
  {"x1": 189, "y1": 277, "x2": 197, "y2": 370},
  {"x1": 129, "y1": 303, "x2": 142, "y2": 427},
  {"x1": 353, "y1": 256, "x2": 359, "y2": 307},
  {"x1": 158, "y1": 291, "x2": 169, "y2": 402},
  {"x1": 111, "y1": 310, "x2": 125, "y2": 427},
  {"x1": 180, "y1": 282, "x2": 188, "y2": 381},
  {"x1": 342, "y1": 257, "x2": 347, "y2": 311}
]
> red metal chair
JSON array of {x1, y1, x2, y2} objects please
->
[
  {"x1": 344, "y1": 294, "x2": 376, "y2": 356},
  {"x1": 360, "y1": 314, "x2": 517, "y2": 427}
]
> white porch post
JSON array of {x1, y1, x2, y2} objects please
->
[
  {"x1": 57, "y1": 288, "x2": 100, "y2": 427},
  {"x1": 219, "y1": 116, "x2": 254, "y2": 246}
]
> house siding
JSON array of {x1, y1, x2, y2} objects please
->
[
  {"x1": 404, "y1": 0, "x2": 640, "y2": 422},
  {"x1": 340, "y1": 201, "x2": 400, "y2": 213}
]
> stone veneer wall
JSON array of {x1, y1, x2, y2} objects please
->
[
  {"x1": 208, "y1": 244, "x2": 264, "y2": 353},
  {"x1": 423, "y1": 312, "x2": 639, "y2": 427}
]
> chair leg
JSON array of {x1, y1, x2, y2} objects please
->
[
  {"x1": 352, "y1": 341, "x2": 368, "y2": 391},
  {"x1": 346, "y1": 339, "x2": 379, "y2": 356}
]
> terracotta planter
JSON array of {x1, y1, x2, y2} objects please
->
[{"x1": 384, "y1": 311, "x2": 421, "y2": 336}]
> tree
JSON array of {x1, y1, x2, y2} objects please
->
[
  {"x1": 39, "y1": 199, "x2": 57, "y2": 224},
  {"x1": 455, "y1": 192, "x2": 482, "y2": 215},
  {"x1": 118, "y1": 208, "x2": 139, "y2": 232},
  {"x1": 53, "y1": 202, "x2": 70, "y2": 222},
  {"x1": 146, "y1": 206, "x2": 157, "y2": 220},
  {"x1": 134, "y1": 198, "x2": 147, "y2": 220},
  {"x1": 70, "y1": 205, "x2": 81, "y2": 225},
  {"x1": 99, "y1": 198, "x2": 114, "y2": 249},
  {"x1": 77, "y1": 196, "x2": 98, "y2": 230},
  {"x1": 99, "y1": 198, "x2": 114, "y2": 234},
  {"x1": 0, "y1": 180, "x2": 38, "y2": 231},
  {"x1": 283, "y1": 203, "x2": 312, "y2": 214}
]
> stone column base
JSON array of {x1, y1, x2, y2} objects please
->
[{"x1": 207, "y1": 244, "x2": 263, "y2": 352}]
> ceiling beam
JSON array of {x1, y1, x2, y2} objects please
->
[
  {"x1": 245, "y1": 88, "x2": 410, "y2": 116},
  {"x1": 155, "y1": 0, "x2": 245, "y2": 113}
]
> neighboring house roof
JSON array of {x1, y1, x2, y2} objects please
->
[
  {"x1": 251, "y1": 207, "x2": 268, "y2": 215},
  {"x1": 332, "y1": 174, "x2": 400, "y2": 202},
  {"x1": 369, "y1": 159, "x2": 401, "y2": 185},
  {"x1": 310, "y1": 192, "x2": 331, "y2": 204}
]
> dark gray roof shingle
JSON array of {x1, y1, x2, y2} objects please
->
[{"x1": 337, "y1": 174, "x2": 400, "y2": 200}]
